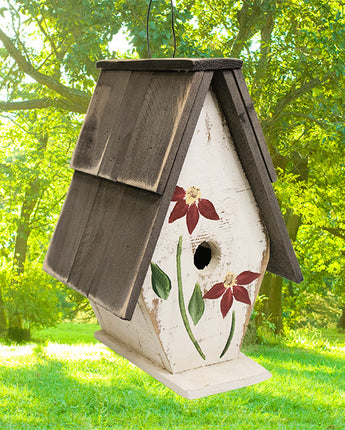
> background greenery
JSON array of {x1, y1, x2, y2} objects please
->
[
  {"x1": 0, "y1": 322, "x2": 344, "y2": 429},
  {"x1": 0, "y1": 2, "x2": 344, "y2": 428},
  {"x1": 0, "y1": 0, "x2": 344, "y2": 338}
]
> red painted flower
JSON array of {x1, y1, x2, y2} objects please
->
[
  {"x1": 203, "y1": 271, "x2": 260, "y2": 318},
  {"x1": 168, "y1": 185, "x2": 220, "y2": 234}
]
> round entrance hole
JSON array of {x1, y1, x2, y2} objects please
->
[{"x1": 194, "y1": 242, "x2": 212, "y2": 270}]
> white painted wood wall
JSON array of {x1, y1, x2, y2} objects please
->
[{"x1": 91, "y1": 90, "x2": 270, "y2": 393}]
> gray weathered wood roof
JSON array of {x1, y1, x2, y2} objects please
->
[
  {"x1": 44, "y1": 58, "x2": 302, "y2": 320},
  {"x1": 96, "y1": 57, "x2": 243, "y2": 71}
]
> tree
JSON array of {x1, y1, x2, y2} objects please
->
[
  {"x1": 0, "y1": 0, "x2": 126, "y2": 339},
  {"x1": 0, "y1": 0, "x2": 344, "y2": 337},
  {"x1": 0, "y1": 109, "x2": 82, "y2": 339},
  {"x1": 172, "y1": 0, "x2": 345, "y2": 332}
]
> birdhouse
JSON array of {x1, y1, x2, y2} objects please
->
[{"x1": 44, "y1": 58, "x2": 303, "y2": 399}]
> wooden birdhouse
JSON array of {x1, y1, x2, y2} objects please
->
[{"x1": 44, "y1": 58, "x2": 303, "y2": 399}]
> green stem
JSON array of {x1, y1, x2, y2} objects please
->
[
  {"x1": 176, "y1": 236, "x2": 205, "y2": 360},
  {"x1": 220, "y1": 311, "x2": 236, "y2": 358}
]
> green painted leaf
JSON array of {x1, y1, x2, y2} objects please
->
[
  {"x1": 150, "y1": 263, "x2": 171, "y2": 300},
  {"x1": 188, "y1": 283, "x2": 205, "y2": 325}
]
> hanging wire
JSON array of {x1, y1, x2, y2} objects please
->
[
  {"x1": 146, "y1": 0, "x2": 177, "y2": 58},
  {"x1": 170, "y1": 0, "x2": 177, "y2": 57}
]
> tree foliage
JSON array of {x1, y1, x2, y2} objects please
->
[
  {"x1": 0, "y1": 0, "x2": 344, "y2": 337},
  {"x1": 0, "y1": 109, "x2": 81, "y2": 336}
]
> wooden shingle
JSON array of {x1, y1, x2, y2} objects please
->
[
  {"x1": 71, "y1": 70, "x2": 204, "y2": 194},
  {"x1": 44, "y1": 59, "x2": 303, "y2": 321},
  {"x1": 45, "y1": 70, "x2": 214, "y2": 319}
]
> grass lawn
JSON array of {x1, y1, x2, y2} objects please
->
[{"x1": 0, "y1": 323, "x2": 344, "y2": 429}]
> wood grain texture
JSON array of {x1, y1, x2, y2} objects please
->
[
  {"x1": 71, "y1": 71, "x2": 204, "y2": 194},
  {"x1": 45, "y1": 73, "x2": 211, "y2": 320},
  {"x1": 232, "y1": 69, "x2": 277, "y2": 183},
  {"x1": 155, "y1": 72, "x2": 204, "y2": 194},
  {"x1": 71, "y1": 70, "x2": 132, "y2": 175},
  {"x1": 212, "y1": 71, "x2": 303, "y2": 283},
  {"x1": 107, "y1": 72, "x2": 196, "y2": 192},
  {"x1": 97, "y1": 71, "x2": 153, "y2": 181},
  {"x1": 43, "y1": 172, "x2": 101, "y2": 288},
  {"x1": 96, "y1": 58, "x2": 243, "y2": 71},
  {"x1": 45, "y1": 63, "x2": 302, "y2": 326},
  {"x1": 66, "y1": 177, "x2": 160, "y2": 317}
]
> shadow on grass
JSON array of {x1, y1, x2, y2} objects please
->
[
  {"x1": 246, "y1": 342, "x2": 345, "y2": 379},
  {"x1": 31, "y1": 323, "x2": 101, "y2": 345},
  {"x1": 1, "y1": 340, "x2": 344, "y2": 429},
  {"x1": 0, "y1": 323, "x2": 101, "y2": 347}
]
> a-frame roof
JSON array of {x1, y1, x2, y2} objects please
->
[{"x1": 44, "y1": 58, "x2": 303, "y2": 320}]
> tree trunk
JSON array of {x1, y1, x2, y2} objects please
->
[
  {"x1": 7, "y1": 135, "x2": 48, "y2": 341},
  {"x1": 338, "y1": 305, "x2": 345, "y2": 330},
  {"x1": 8, "y1": 179, "x2": 40, "y2": 341},
  {"x1": 259, "y1": 273, "x2": 283, "y2": 333},
  {"x1": 252, "y1": 1, "x2": 276, "y2": 100},
  {"x1": 255, "y1": 138, "x2": 307, "y2": 334},
  {"x1": 0, "y1": 288, "x2": 7, "y2": 337},
  {"x1": 230, "y1": 1, "x2": 262, "y2": 58},
  {"x1": 256, "y1": 209, "x2": 302, "y2": 334}
]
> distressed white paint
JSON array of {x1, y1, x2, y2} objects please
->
[
  {"x1": 140, "y1": 90, "x2": 269, "y2": 372},
  {"x1": 95, "y1": 90, "x2": 270, "y2": 390},
  {"x1": 91, "y1": 298, "x2": 172, "y2": 371},
  {"x1": 95, "y1": 330, "x2": 272, "y2": 400}
]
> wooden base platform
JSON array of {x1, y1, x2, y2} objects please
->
[{"x1": 95, "y1": 330, "x2": 272, "y2": 399}]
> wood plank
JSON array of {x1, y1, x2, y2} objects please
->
[
  {"x1": 97, "y1": 71, "x2": 153, "y2": 181},
  {"x1": 43, "y1": 171, "x2": 100, "y2": 288},
  {"x1": 212, "y1": 71, "x2": 303, "y2": 283},
  {"x1": 115, "y1": 72, "x2": 196, "y2": 192},
  {"x1": 71, "y1": 69, "x2": 212, "y2": 195},
  {"x1": 67, "y1": 179, "x2": 160, "y2": 317},
  {"x1": 232, "y1": 69, "x2": 277, "y2": 183},
  {"x1": 156, "y1": 72, "x2": 204, "y2": 194},
  {"x1": 97, "y1": 58, "x2": 243, "y2": 72},
  {"x1": 85, "y1": 72, "x2": 212, "y2": 320},
  {"x1": 66, "y1": 178, "x2": 124, "y2": 298},
  {"x1": 71, "y1": 70, "x2": 131, "y2": 175},
  {"x1": 92, "y1": 71, "x2": 206, "y2": 194}
]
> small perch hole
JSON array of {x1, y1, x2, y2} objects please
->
[{"x1": 194, "y1": 242, "x2": 212, "y2": 270}]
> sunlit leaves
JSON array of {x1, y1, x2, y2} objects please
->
[
  {"x1": 0, "y1": 109, "x2": 77, "y2": 328},
  {"x1": 0, "y1": 0, "x2": 344, "y2": 330}
]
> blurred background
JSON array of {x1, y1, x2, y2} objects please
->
[{"x1": 0, "y1": 0, "x2": 344, "y2": 342}]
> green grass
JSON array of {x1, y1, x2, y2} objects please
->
[{"x1": 0, "y1": 323, "x2": 344, "y2": 429}]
